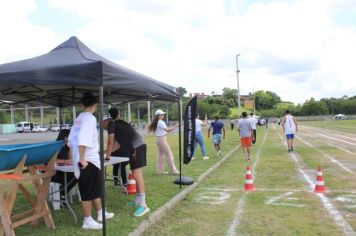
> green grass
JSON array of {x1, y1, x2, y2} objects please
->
[
  {"x1": 145, "y1": 125, "x2": 356, "y2": 235},
  {"x1": 9, "y1": 128, "x2": 238, "y2": 236},
  {"x1": 6, "y1": 122, "x2": 356, "y2": 235}
]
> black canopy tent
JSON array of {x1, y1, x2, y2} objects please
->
[{"x1": 0, "y1": 36, "x2": 182, "y2": 235}]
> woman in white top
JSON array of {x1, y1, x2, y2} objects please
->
[
  {"x1": 192, "y1": 113, "x2": 209, "y2": 160},
  {"x1": 148, "y1": 109, "x2": 179, "y2": 175}
]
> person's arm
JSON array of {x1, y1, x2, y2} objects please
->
[
  {"x1": 164, "y1": 123, "x2": 179, "y2": 132},
  {"x1": 79, "y1": 145, "x2": 88, "y2": 169},
  {"x1": 201, "y1": 114, "x2": 208, "y2": 127},
  {"x1": 222, "y1": 127, "x2": 225, "y2": 139},
  {"x1": 280, "y1": 117, "x2": 285, "y2": 133},
  {"x1": 294, "y1": 117, "x2": 298, "y2": 132},
  {"x1": 105, "y1": 133, "x2": 115, "y2": 160}
]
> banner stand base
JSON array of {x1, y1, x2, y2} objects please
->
[{"x1": 173, "y1": 176, "x2": 194, "y2": 185}]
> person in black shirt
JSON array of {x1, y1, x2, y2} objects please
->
[
  {"x1": 104, "y1": 108, "x2": 150, "y2": 217},
  {"x1": 51, "y1": 129, "x2": 77, "y2": 202}
]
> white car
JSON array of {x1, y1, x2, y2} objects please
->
[
  {"x1": 50, "y1": 126, "x2": 60, "y2": 132},
  {"x1": 32, "y1": 126, "x2": 48, "y2": 133}
]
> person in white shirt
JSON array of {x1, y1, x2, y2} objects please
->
[
  {"x1": 281, "y1": 110, "x2": 298, "y2": 152},
  {"x1": 192, "y1": 113, "x2": 209, "y2": 160},
  {"x1": 68, "y1": 92, "x2": 114, "y2": 230},
  {"x1": 148, "y1": 109, "x2": 179, "y2": 175},
  {"x1": 248, "y1": 113, "x2": 258, "y2": 144}
]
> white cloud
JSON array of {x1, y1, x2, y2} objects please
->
[{"x1": 1, "y1": 0, "x2": 356, "y2": 104}]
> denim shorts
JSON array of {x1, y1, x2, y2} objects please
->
[{"x1": 213, "y1": 134, "x2": 222, "y2": 144}]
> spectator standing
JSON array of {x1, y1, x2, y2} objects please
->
[
  {"x1": 208, "y1": 116, "x2": 225, "y2": 157},
  {"x1": 281, "y1": 110, "x2": 298, "y2": 152},
  {"x1": 248, "y1": 113, "x2": 258, "y2": 144},
  {"x1": 237, "y1": 112, "x2": 254, "y2": 161},
  {"x1": 192, "y1": 113, "x2": 209, "y2": 160},
  {"x1": 230, "y1": 119, "x2": 235, "y2": 130},
  {"x1": 148, "y1": 109, "x2": 180, "y2": 175},
  {"x1": 68, "y1": 92, "x2": 114, "y2": 230}
]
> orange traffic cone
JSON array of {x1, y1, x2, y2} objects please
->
[
  {"x1": 127, "y1": 173, "x2": 137, "y2": 195},
  {"x1": 314, "y1": 166, "x2": 327, "y2": 193},
  {"x1": 243, "y1": 165, "x2": 256, "y2": 191}
]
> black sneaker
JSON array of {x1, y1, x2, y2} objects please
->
[
  {"x1": 288, "y1": 149, "x2": 291, "y2": 153},
  {"x1": 291, "y1": 147, "x2": 294, "y2": 152}
]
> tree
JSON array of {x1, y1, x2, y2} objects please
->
[
  {"x1": 255, "y1": 90, "x2": 281, "y2": 110},
  {"x1": 222, "y1": 87, "x2": 237, "y2": 107},
  {"x1": 300, "y1": 98, "x2": 328, "y2": 116},
  {"x1": 177, "y1": 87, "x2": 187, "y2": 98}
]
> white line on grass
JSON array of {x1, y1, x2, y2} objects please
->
[
  {"x1": 129, "y1": 145, "x2": 240, "y2": 236},
  {"x1": 301, "y1": 126, "x2": 356, "y2": 139},
  {"x1": 296, "y1": 135, "x2": 354, "y2": 174},
  {"x1": 300, "y1": 132, "x2": 356, "y2": 156},
  {"x1": 201, "y1": 187, "x2": 356, "y2": 194},
  {"x1": 225, "y1": 129, "x2": 269, "y2": 236},
  {"x1": 302, "y1": 128, "x2": 356, "y2": 146},
  {"x1": 277, "y1": 132, "x2": 356, "y2": 236}
]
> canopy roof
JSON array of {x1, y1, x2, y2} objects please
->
[{"x1": 0, "y1": 36, "x2": 179, "y2": 107}]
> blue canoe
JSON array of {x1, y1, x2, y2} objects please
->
[{"x1": 0, "y1": 141, "x2": 63, "y2": 171}]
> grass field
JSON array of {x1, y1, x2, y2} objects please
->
[
  {"x1": 144, "y1": 121, "x2": 356, "y2": 236},
  {"x1": 4, "y1": 120, "x2": 356, "y2": 235}
]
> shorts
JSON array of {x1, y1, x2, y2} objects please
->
[
  {"x1": 78, "y1": 162, "x2": 103, "y2": 201},
  {"x1": 129, "y1": 144, "x2": 147, "y2": 170},
  {"x1": 286, "y1": 134, "x2": 295, "y2": 139},
  {"x1": 212, "y1": 134, "x2": 222, "y2": 144},
  {"x1": 240, "y1": 137, "x2": 252, "y2": 147}
]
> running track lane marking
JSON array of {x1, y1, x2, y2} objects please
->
[
  {"x1": 296, "y1": 135, "x2": 354, "y2": 174},
  {"x1": 277, "y1": 132, "x2": 356, "y2": 236},
  {"x1": 301, "y1": 125, "x2": 356, "y2": 139},
  {"x1": 225, "y1": 129, "x2": 269, "y2": 236},
  {"x1": 129, "y1": 145, "x2": 240, "y2": 236},
  {"x1": 310, "y1": 131, "x2": 356, "y2": 145},
  {"x1": 299, "y1": 132, "x2": 356, "y2": 156}
]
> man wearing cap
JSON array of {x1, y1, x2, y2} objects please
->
[{"x1": 148, "y1": 109, "x2": 180, "y2": 175}]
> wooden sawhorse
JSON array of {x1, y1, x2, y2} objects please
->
[{"x1": 0, "y1": 154, "x2": 57, "y2": 236}]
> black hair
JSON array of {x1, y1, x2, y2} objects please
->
[
  {"x1": 109, "y1": 108, "x2": 119, "y2": 119},
  {"x1": 81, "y1": 92, "x2": 97, "y2": 107},
  {"x1": 56, "y1": 129, "x2": 70, "y2": 141},
  {"x1": 242, "y1": 112, "x2": 247, "y2": 118},
  {"x1": 285, "y1": 110, "x2": 290, "y2": 114}
]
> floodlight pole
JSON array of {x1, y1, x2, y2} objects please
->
[{"x1": 236, "y1": 54, "x2": 241, "y2": 117}]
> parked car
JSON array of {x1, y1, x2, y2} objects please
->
[
  {"x1": 32, "y1": 126, "x2": 48, "y2": 133},
  {"x1": 16, "y1": 122, "x2": 34, "y2": 133},
  {"x1": 49, "y1": 126, "x2": 60, "y2": 132}
]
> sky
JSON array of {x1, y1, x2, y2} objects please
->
[{"x1": 1, "y1": 0, "x2": 356, "y2": 104}]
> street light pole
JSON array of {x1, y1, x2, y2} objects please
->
[{"x1": 236, "y1": 54, "x2": 241, "y2": 118}]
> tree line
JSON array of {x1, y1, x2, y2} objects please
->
[{"x1": 1, "y1": 87, "x2": 355, "y2": 124}]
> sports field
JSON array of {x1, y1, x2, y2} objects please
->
[
  {"x1": 3, "y1": 120, "x2": 356, "y2": 235},
  {"x1": 144, "y1": 120, "x2": 356, "y2": 236}
]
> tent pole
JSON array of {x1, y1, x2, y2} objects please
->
[
  {"x1": 98, "y1": 86, "x2": 106, "y2": 236},
  {"x1": 178, "y1": 100, "x2": 182, "y2": 188}
]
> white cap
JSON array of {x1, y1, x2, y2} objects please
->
[{"x1": 155, "y1": 109, "x2": 166, "y2": 116}]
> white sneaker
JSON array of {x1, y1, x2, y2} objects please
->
[
  {"x1": 217, "y1": 150, "x2": 221, "y2": 156},
  {"x1": 82, "y1": 218, "x2": 102, "y2": 230},
  {"x1": 191, "y1": 156, "x2": 195, "y2": 160},
  {"x1": 203, "y1": 156, "x2": 210, "y2": 160},
  {"x1": 97, "y1": 211, "x2": 115, "y2": 222}
]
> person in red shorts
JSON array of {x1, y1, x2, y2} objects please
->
[{"x1": 237, "y1": 112, "x2": 254, "y2": 161}]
